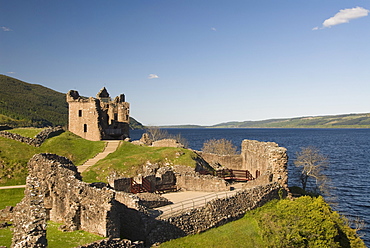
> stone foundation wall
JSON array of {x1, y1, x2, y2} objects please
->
[{"x1": 0, "y1": 126, "x2": 64, "y2": 147}]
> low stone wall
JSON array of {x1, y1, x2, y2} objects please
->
[
  {"x1": 146, "y1": 182, "x2": 285, "y2": 244},
  {"x1": 0, "y1": 126, "x2": 64, "y2": 147},
  {"x1": 76, "y1": 238, "x2": 144, "y2": 248},
  {"x1": 151, "y1": 139, "x2": 184, "y2": 148},
  {"x1": 175, "y1": 172, "x2": 229, "y2": 192}
]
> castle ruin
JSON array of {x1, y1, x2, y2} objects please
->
[{"x1": 66, "y1": 87, "x2": 130, "y2": 141}]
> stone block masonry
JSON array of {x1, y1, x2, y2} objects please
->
[{"x1": 241, "y1": 140, "x2": 288, "y2": 188}]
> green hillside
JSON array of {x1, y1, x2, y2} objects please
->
[
  {"x1": 0, "y1": 75, "x2": 144, "y2": 129},
  {"x1": 0, "y1": 75, "x2": 68, "y2": 127},
  {"x1": 211, "y1": 113, "x2": 370, "y2": 128}
]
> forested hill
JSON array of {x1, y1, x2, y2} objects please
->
[
  {"x1": 161, "y1": 113, "x2": 370, "y2": 129},
  {"x1": 0, "y1": 75, "x2": 68, "y2": 127},
  {"x1": 211, "y1": 113, "x2": 370, "y2": 128},
  {"x1": 0, "y1": 75, "x2": 144, "y2": 129}
]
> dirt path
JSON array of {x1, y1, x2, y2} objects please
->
[
  {"x1": 0, "y1": 185, "x2": 26, "y2": 190},
  {"x1": 77, "y1": 140, "x2": 121, "y2": 173}
]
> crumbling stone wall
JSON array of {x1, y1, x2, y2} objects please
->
[
  {"x1": 241, "y1": 140, "x2": 288, "y2": 188},
  {"x1": 11, "y1": 175, "x2": 48, "y2": 248},
  {"x1": 11, "y1": 153, "x2": 123, "y2": 247},
  {"x1": 0, "y1": 126, "x2": 64, "y2": 147}
]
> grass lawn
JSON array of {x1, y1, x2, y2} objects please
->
[
  {"x1": 82, "y1": 141, "x2": 204, "y2": 183},
  {"x1": 46, "y1": 221, "x2": 104, "y2": 248},
  {"x1": 0, "y1": 131, "x2": 105, "y2": 186},
  {"x1": 0, "y1": 188, "x2": 24, "y2": 209},
  {"x1": 0, "y1": 221, "x2": 104, "y2": 248},
  {"x1": 7, "y1": 127, "x2": 45, "y2": 138},
  {"x1": 0, "y1": 226, "x2": 12, "y2": 248}
]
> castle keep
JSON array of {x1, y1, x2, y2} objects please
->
[{"x1": 66, "y1": 87, "x2": 130, "y2": 141}]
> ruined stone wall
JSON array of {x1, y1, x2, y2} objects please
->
[
  {"x1": 11, "y1": 153, "x2": 123, "y2": 246},
  {"x1": 196, "y1": 140, "x2": 288, "y2": 188},
  {"x1": 0, "y1": 126, "x2": 64, "y2": 147},
  {"x1": 198, "y1": 152, "x2": 242, "y2": 169},
  {"x1": 146, "y1": 183, "x2": 285, "y2": 245},
  {"x1": 241, "y1": 140, "x2": 288, "y2": 188},
  {"x1": 67, "y1": 97, "x2": 102, "y2": 141}
]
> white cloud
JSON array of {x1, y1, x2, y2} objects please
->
[
  {"x1": 314, "y1": 7, "x2": 369, "y2": 30},
  {"x1": 148, "y1": 74, "x2": 159, "y2": 79},
  {"x1": 1, "y1": 26, "x2": 12, "y2": 31},
  {"x1": 211, "y1": 27, "x2": 217, "y2": 31},
  {"x1": 7, "y1": 72, "x2": 15, "y2": 74}
]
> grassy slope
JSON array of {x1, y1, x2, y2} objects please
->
[
  {"x1": 0, "y1": 188, "x2": 25, "y2": 209},
  {"x1": 160, "y1": 196, "x2": 365, "y2": 248},
  {"x1": 0, "y1": 130, "x2": 105, "y2": 186},
  {"x1": 82, "y1": 142, "x2": 201, "y2": 183}
]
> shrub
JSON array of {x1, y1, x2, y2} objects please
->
[{"x1": 201, "y1": 138, "x2": 238, "y2": 155}]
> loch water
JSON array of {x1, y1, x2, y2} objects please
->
[{"x1": 131, "y1": 128, "x2": 370, "y2": 246}]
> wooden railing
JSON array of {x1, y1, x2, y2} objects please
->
[{"x1": 216, "y1": 169, "x2": 254, "y2": 181}]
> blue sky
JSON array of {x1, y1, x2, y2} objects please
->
[{"x1": 1, "y1": 1, "x2": 370, "y2": 125}]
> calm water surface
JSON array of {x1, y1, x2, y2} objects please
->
[{"x1": 131, "y1": 128, "x2": 370, "y2": 245}]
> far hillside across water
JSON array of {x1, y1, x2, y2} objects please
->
[{"x1": 160, "y1": 113, "x2": 370, "y2": 129}]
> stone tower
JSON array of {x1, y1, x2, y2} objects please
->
[{"x1": 66, "y1": 87, "x2": 130, "y2": 141}]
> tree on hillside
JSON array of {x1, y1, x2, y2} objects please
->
[
  {"x1": 202, "y1": 138, "x2": 238, "y2": 155},
  {"x1": 294, "y1": 146, "x2": 329, "y2": 194}
]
